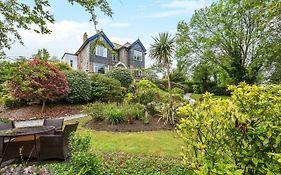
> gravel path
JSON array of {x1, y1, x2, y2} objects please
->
[
  {"x1": 14, "y1": 114, "x2": 87, "y2": 128},
  {"x1": 184, "y1": 93, "x2": 196, "y2": 104}
]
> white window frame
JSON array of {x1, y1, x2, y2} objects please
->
[
  {"x1": 96, "y1": 45, "x2": 107, "y2": 58},
  {"x1": 70, "y1": 60, "x2": 73, "y2": 67},
  {"x1": 93, "y1": 63, "x2": 108, "y2": 74},
  {"x1": 134, "y1": 50, "x2": 143, "y2": 61}
]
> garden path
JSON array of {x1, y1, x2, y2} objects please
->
[
  {"x1": 14, "y1": 114, "x2": 86, "y2": 128},
  {"x1": 184, "y1": 93, "x2": 196, "y2": 104}
]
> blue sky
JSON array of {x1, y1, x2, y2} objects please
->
[{"x1": 6, "y1": 0, "x2": 215, "y2": 67}]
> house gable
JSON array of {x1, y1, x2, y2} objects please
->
[
  {"x1": 76, "y1": 31, "x2": 115, "y2": 55},
  {"x1": 129, "y1": 39, "x2": 146, "y2": 52}
]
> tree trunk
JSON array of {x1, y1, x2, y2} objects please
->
[
  {"x1": 41, "y1": 100, "x2": 46, "y2": 113},
  {"x1": 166, "y1": 63, "x2": 174, "y2": 125}
]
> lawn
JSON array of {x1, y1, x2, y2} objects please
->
[{"x1": 67, "y1": 117, "x2": 184, "y2": 158}]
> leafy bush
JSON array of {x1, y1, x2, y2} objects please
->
[
  {"x1": 51, "y1": 132, "x2": 103, "y2": 175},
  {"x1": 64, "y1": 71, "x2": 91, "y2": 103},
  {"x1": 3, "y1": 96, "x2": 26, "y2": 108},
  {"x1": 104, "y1": 103, "x2": 126, "y2": 124},
  {"x1": 69, "y1": 132, "x2": 91, "y2": 153},
  {"x1": 83, "y1": 102, "x2": 105, "y2": 121},
  {"x1": 8, "y1": 58, "x2": 69, "y2": 112},
  {"x1": 171, "y1": 87, "x2": 184, "y2": 96},
  {"x1": 135, "y1": 79, "x2": 158, "y2": 89},
  {"x1": 177, "y1": 83, "x2": 281, "y2": 174},
  {"x1": 50, "y1": 61, "x2": 72, "y2": 71},
  {"x1": 126, "y1": 103, "x2": 145, "y2": 120},
  {"x1": 106, "y1": 67, "x2": 133, "y2": 87},
  {"x1": 90, "y1": 74, "x2": 125, "y2": 103},
  {"x1": 83, "y1": 102, "x2": 147, "y2": 124}
]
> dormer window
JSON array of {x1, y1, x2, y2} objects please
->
[
  {"x1": 134, "y1": 50, "x2": 143, "y2": 61},
  {"x1": 96, "y1": 45, "x2": 107, "y2": 57}
]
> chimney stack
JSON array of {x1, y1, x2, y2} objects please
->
[{"x1": 83, "y1": 32, "x2": 88, "y2": 43}]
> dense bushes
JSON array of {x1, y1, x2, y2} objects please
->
[
  {"x1": 178, "y1": 83, "x2": 281, "y2": 174},
  {"x1": 83, "y1": 103, "x2": 146, "y2": 124},
  {"x1": 64, "y1": 71, "x2": 91, "y2": 103},
  {"x1": 106, "y1": 67, "x2": 133, "y2": 87},
  {"x1": 90, "y1": 74, "x2": 125, "y2": 103}
]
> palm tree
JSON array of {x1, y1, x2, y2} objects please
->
[
  {"x1": 149, "y1": 32, "x2": 175, "y2": 94},
  {"x1": 149, "y1": 32, "x2": 176, "y2": 124}
]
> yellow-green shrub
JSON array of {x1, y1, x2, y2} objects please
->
[{"x1": 177, "y1": 83, "x2": 281, "y2": 174}]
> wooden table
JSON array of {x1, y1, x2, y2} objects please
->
[{"x1": 0, "y1": 126, "x2": 55, "y2": 166}]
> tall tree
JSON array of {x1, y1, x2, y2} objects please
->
[
  {"x1": 150, "y1": 32, "x2": 176, "y2": 94},
  {"x1": 0, "y1": 0, "x2": 113, "y2": 57},
  {"x1": 149, "y1": 32, "x2": 176, "y2": 124},
  {"x1": 176, "y1": 0, "x2": 281, "y2": 85}
]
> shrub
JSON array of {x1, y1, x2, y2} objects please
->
[
  {"x1": 171, "y1": 87, "x2": 184, "y2": 96},
  {"x1": 104, "y1": 103, "x2": 126, "y2": 124},
  {"x1": 3, "y1": 96, "x2": 26, "y2": 108},
  {"x1": 83, "y1": 102, "x2": 105, "y2": 121},
  {"x1": 126, "y1": 103, "x2": 145, "y2": 120},
  {"x1": 135, "y1": 79, "x2": 158, "y2": 89},
  {"x1": 177, "y1": 83, "x2": 281, "y2": 174},
  {"x1": 64, "y1": 71, "x2": 91, "y2": 103},
  {"x1": 50, "y1": 61, "x2": 72, "y2": 71},
  {"x1": 106, "y1": 67, "x2": 133, "y2": 87},
  {"x1": 51, "y1": 132, "x2": 103, "y2": 175},
  {"x1": 8, "y1": 58, "x2": 69, "y2": 112},
  {"x1": 90, "y1": 74, "x2": 125, "y2": 103}
]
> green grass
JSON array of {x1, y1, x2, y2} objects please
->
[
  {"x1": 67, "y1": 117, "x2": 184, "y2": 158},
  {"x1": 191, "y1": 93, "x2": 230, "y2": 101}
]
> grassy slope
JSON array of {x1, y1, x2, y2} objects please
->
[{"x1": 67, "y1": 117, "x2": 184, "y2": 158}]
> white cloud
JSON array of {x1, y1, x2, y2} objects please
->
[
  {"x1": 98, "y1": 19, "x2": 130, "y2": 29},
  {"x1": 151, "y1": 0, "x2": 211, "y2": 18},
  {"x1": 4, "y1": 19, "x2": 131, "y2": 60}
]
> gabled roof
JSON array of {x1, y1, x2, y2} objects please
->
[
  {"x1": 123, "y1": 42, "x2": 131, "y2": 48},
  {"x1": 129, "y1": 39, "x2": 147, "y2": 52},
  {"x1": 112, "y1": 42, "x2": 122, "y2": 49},
  {"x1": 76, "y1": 31, "x2": 115, "y2": 55}
]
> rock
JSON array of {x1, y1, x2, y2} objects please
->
[{"x1": 0, "y1": 165, "x2": 53, "y2": 175}]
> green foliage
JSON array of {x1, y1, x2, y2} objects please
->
[
  {"x1": 52, "y1": 132, "x2": 103, "y2": 175},
  {"x1": 0, "y1": 0, "x2": 54, "y2": 54},
  {"x1": 90, "y1": 74, "x2": 125, "y2": 103},
  {"x1": 176, "y1": 0, "x2": 281, "y2": 85},
  {"x1": 171, "y1": 88, "x2": 184, "y2": 96},
  {"x1": 178, "y1": 83, "x2": 281, "y2": 174},
  {"x1": 135, "y1": 80, "x2": 158, "y2": 89},
  {"x1": 126, "y1": 103, "x2": 145, "y2": 120},
  {"x1": 102, "y1": 153, "x2": 192, "y2": 175},
  {"x1": 106, "y1": 67, "x2": 133, "y2": 87},
  {"x1": 69, "y1": 132, "x2": 92, "y2": 153},
  {"x1": 83, "y1": 102, "x2": 147, "y2": 124},
  {"x1": 104, "y1": 103, "x2": 126, "y2": 124},
  {"x1": 50, "y1": 61, "x2": 72, "y2": 72},
  {"x1": 83, "y1": 102, "x2": 105, "y2": 121},
  {"x1": 2, "y1": 96, "x2": 26, "y2": 108},
  {"x1": 169, "y1": 69, "x2": 187, "y2": 84},
  {"x1": 64, "y1": 70, "x2": 91, "y2": 103},
  {"x1": 8, "y1": 58, "x2": 69, "y2": 105},
  {"x1": 68, "y1": 0, "x2": 112, "y2": 30}
]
